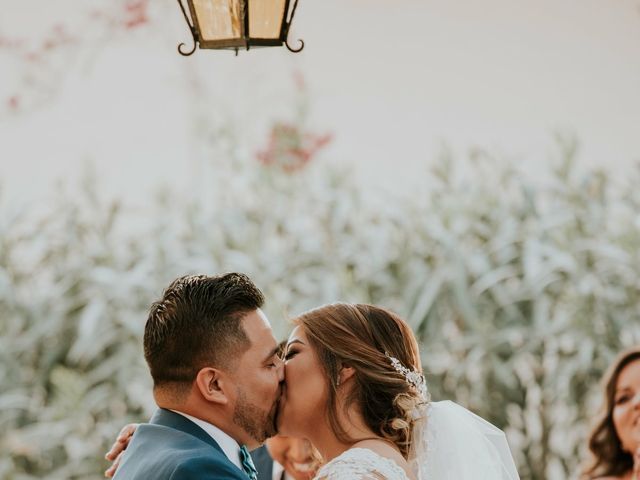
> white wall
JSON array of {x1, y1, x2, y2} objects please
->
[{"x1": 1, "y1": 0, "x2": 639, "y2": 208}]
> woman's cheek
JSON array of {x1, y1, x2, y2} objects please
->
[
  {"x1": 613, "y1": 405, "x2": 634, "y2": 451},
  {"x1": 612, "y1": 407, "x2": 624, "y2": 433}
]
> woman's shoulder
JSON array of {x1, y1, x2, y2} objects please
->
[
  {"x1": 315, "y1": 443, "x2": 412, "y2": 480},
  {"x1": 351, "y1": 440, "x2": 409, "y2": 469}
]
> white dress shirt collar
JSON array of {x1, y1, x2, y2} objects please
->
[
  {"x1": 272, "y1": 460, "x2": 284, "y2": 480},
  {"x1": 170, "y1": 410, "x2": 243, "y2": 471},
  {"x1": 272, "y1": 461, "x2": 294, "y2": 480}
]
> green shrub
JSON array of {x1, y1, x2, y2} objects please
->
[{"x1": 1, "y1": 141, "x2": 639, "y2": 479}]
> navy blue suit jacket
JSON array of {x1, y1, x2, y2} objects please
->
[
  {"x1": 250, "y1": 446, "x2": 275, "y2": 480},
  {"x1": 113, "y1": 408, "x2": 250, "y2": 480}
]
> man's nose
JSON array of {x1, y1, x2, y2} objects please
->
[
  {"x1": 632, "y1": 392, "x2": 640, "y2": 408},
  {"x1": 276, "y1": 357, "x2": 285, "y2": 381}
]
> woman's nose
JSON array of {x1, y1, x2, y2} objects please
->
[{"x1": 288, "y1": 438, "x2": 312, "y2": 461}]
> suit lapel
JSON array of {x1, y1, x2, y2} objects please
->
[
  {"x1": 150, "y1": 408, "x2": 226, "y2": 454},
  {"x1": 249, "y1": 445, "x2": 274, "y2": 480}
]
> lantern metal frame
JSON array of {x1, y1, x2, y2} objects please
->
[{"x1": 176, "y1": 0, "x2": 304, "y2": 56}]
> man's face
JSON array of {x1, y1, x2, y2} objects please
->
[
  {"x1": 230, "y1": 309, "x2": 284, "y2": 445},
  {"x1": 265, "y1": 435, "x2": 319, "y2": 480}
]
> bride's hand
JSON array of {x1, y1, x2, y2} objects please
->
[{"x1": 104, "y1": 423, "x2": 138, "y2": 478}]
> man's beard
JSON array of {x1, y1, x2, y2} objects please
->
[{"x1": 232, "y1": 388, "x2": 279, "y2": 444}]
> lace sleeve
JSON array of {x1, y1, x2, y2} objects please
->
[{"x1": 315, "y1": 448, "x2": 410, "y2": 480}]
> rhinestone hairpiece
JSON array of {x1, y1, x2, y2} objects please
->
[{"x1": 385, "y1": 352, "x2": 429, "y2": 401}]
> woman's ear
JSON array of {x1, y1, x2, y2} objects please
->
[
  {"x1": 338, "y1": 365, "x2": 356, "y2": 385},
  {"x1": 195, "y1": 367, "x2": 229, "y2": 405}
]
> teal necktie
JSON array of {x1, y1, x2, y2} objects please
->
[{"x1": 239, "y1": 445, "x2": 258, "y2": 480}]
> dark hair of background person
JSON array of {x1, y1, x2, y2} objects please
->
[
  {"x1": 583, "y1": 346, "x2": 640, "y2": 478},
  {"x1": 294, "y1": 303, "x2": 426, "y2": 459},
  {"x1": 144, "y1": 272, "x2": 265, "y2": 393}
]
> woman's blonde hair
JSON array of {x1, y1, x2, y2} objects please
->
[{"x1": 294, "y1": 303, "x2": 428, "y2": 458}]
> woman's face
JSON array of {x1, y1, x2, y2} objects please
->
[
  {"x1": 277, "y1": 326, "x2": 328, "y2": 438},
  {"x1": 265, "y1": 435, "x2": 319, "y2": 480},
  {"x1": 612, "y1": 359, "x2": 640, "y2": 454}
]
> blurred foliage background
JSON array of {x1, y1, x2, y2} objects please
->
[{"x1": 1, "y1": 134, "x2": 640, "y2": 480}]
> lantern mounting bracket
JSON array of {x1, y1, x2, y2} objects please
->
[
  {"x1": 284, "y1": 0, "x2": 304, "y2": 53},
  {"x1": 176, "y1": 0, "x2": 198, "y2": 56}
]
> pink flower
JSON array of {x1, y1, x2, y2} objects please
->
[
  {"x1": 8, "y1": 96, "x2": 20, "y2": 111},
  {"x1": 123, "y1": 0, "x2": 149, "y2": 29},
  {"x1": 256, "y1": 122, "x2": 332, "y2": 173}
]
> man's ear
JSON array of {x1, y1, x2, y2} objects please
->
[{"x1": 195, "y1": 367, "x2": 229, "y2": 405}]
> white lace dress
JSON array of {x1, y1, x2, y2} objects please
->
[{"x1": 314, "y1": 448, "x2": 410, "y2": 480}]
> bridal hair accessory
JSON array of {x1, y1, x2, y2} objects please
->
[
  {"x1": 386, "y1": 357, "x2": 521, "y2": 479},
  {"x1": 385, "y1": 352, "x2": 429, "y2": 401}
]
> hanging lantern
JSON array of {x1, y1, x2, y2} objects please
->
[{"x1": 176, "y1": 0, "x2": 304, "y2": 56}]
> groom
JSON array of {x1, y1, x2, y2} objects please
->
[{"x1": 113, "y1": 273, "x2": 284, "y2": 480}]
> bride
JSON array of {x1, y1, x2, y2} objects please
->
[
  {"x1": 107, "y1": 302, "x2": 519, "y2": 479},
  {"x1": 278, "y1": 302, "x2": 519, "y2": 480}
]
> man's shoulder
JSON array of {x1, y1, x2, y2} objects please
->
[
  {"x1": 136, "y1": 422, "x2": 210, "y2": 446},
  {"x1": 168, "y1": 455, "x2": 248, "y2": 479},
  {"x1": 115, "y1": 423, "x2": 246, "y2": 479},
  {"x1": 130, "y1": 423, "x2": 224, "y2": 460}
]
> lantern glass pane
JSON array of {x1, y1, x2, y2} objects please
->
[
  {"x1": 249, "y1": 0, "x2": 287, "y2": 39},
  {"x1": 192, "y1": 0, "x2": 244, "y2": 41}
]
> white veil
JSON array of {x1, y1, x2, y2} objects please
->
[{"x1": 408, "y1": 400, "x2": 520, "y2": 480}]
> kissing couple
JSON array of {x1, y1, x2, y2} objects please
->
[{"x1": 107, "y1": 273, "x2": 520, "y2": 479}]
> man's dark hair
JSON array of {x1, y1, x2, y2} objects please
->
[{"x1": 143, "y1": 273, "x2": 265, "y2": 390}]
